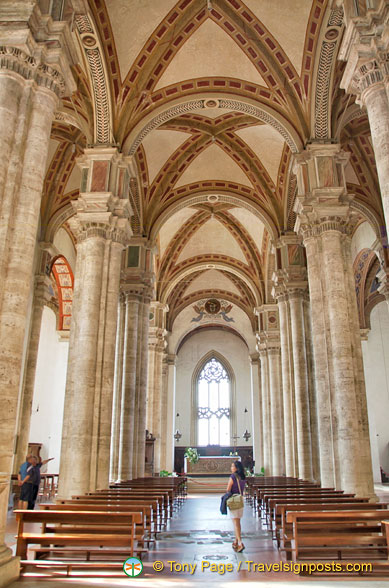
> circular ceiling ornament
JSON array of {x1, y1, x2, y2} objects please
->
[
  {"x1": 81, "y1": 34, "x2": 97, "y2": 48},
  {"x1": 325, "y1": 28, "x2": 339, "y2": 41},
  {"x1": 207, "y1": 194, "x2": 219, "y2": 203},
  {"x1": 204, "y1": 99, "x2": 219, "y2": 108},
  {"x1": 205, "y1": 299, "x2": 221, "y2": 314}
]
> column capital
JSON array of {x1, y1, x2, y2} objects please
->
[
  {"x1": 249, "y1": 352, "x2": 260, "y2": 365},
  {"x1": 164, "y1": 353, "x2": 177, "y2": 366},
  {"x1": 0, "y1": 3, "x2": 78, "y2": 97},
  {"x1": 70, "y1": 147, "x2": 133, "y2": 245},
  {"x1": 339, "y1": 1, "x2": 389, "y2": 102},
  {"x1": 377, "y1": 266, "x2": 389, "y2": 302},
  {"x1": 292, "y1": 144, "x2": 356, "y2": 240}
]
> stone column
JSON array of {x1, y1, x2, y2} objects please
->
[
  {"x1": 110, "y1": 294, "x2": 125, "y2": 482},
  {"x1": 119, "y1": 240, "x2": 154, "y2": 480},
  {"x1": 256, "y1": 305, "x2": 284, "y2": 475},
  {"x1": 0, "y1": 474, "x2": 19, "y2": 585},
  {"x1": 58, "y1": 148, "x2": 132, "y2": 498},
  {"x1": 0, "y1": 8, "x2": 76, "y2": 581},
  {"x1": 294, "y1": 143, "x2": 375, "y2": 496},
  {"x1": 267, "y1": 345, "x2": 284, "y2": 476},
  {"x1": 162, "y1": 353, "x2": 176, "y2": 473},
  {"x1": 135, "y1": 297, "x2": 151, "y2": 478},
  {"x1": 272, "y1": 291, "x2": 296, "y2": 477},
  {"x1": 0, "y1": 57, "x2": 68, "y2": 476},
  {"x1": 117, "y1": 292, "x2": 141, "y2": 481},
  {"x1": 288, "y1": 289, "x2": 314, "y2": 481},
  {"x1": 147, "y1": 302, "x2": 168, "y2": 474},
  {"x1": 303, "y1": 295, "x2": 321, "y2": 482},
  {"x1": 258, "y1": 348, "x2": 272, "y2": 475},
  {"x1": 250, "y1": 354, "x2": 263, "y2": 473},
  {"x1": 14, "y1": 272, "x2": 52, "y2": 472},
  {"x1": 340, "y1": 9, "x2": 389, "y2": 231}
]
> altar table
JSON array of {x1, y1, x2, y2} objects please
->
[{"x1": 185, "y1": 455, "x2": 240, "y2": 475}]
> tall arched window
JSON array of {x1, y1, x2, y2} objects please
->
[{"x1": 197, "y1": 357, "x2": 230, "y2": 446}]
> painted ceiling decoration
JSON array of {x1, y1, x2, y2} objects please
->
[{"x1": 42, "y1": 0, "x2": 385, "y2": 343}]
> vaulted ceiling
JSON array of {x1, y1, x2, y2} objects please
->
[{"x1": 41, "y1": 0, "x2": 385, "y2": 339}]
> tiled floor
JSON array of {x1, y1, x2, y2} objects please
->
[{"x1": 6, "y1": 488, "x2": 389, "y2": 586}]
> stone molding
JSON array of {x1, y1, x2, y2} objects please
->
[
  {"x1": 0, "y1": 46, "x2": 65, "y2": 96},
  {"x1": 74, "y1": 13, "x2": 112, "y2": 144}
]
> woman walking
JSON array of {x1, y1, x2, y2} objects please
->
[{"x1": 226, "y1": 460, "x2": 246, "y2": 552}]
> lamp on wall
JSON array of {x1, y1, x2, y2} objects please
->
[
  {"x1": 242, "y1": 407, "x2": 251, "y2": 442},
  {"x1": 174, "y1": 412, "x2": 182, "y2": 443}
]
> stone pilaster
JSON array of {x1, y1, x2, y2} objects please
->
[
  {"x1": 340, "y1": 3, "x2": 389, "y2": 232},
  {"x1": 58, "y1": 148, "x2": 132, "y2": 498},
  {"x1": 147, "y1": 302, "x2": 168, "y2": 474},
  {"x1": 14, "y1": 270, "x2": 52, "y2": 473},
  {"x1": 294, "y1": 143, "x2": 375, "y2": 496},
  {"x1": 256, "y1": 305, "x2": 284, "y2": 475}
]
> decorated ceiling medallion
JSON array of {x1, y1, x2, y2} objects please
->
[
  {"x1": 207, "y1": 194, "x2": 219, "y2": 203},
  {"x1": 204, "y1": 99, "x2": 219, "y2": 108},
  {"x1": 81, "y1": 34, "x2": 97, "y2": 48},
  {"x1": 191, "y1": 299, "x2": 234, "y2": 323},
  {"x1": 205, "y1": 299, "x2": 221, "y2": 314},
  {"x1": 325, "y1": 28, "x2": 339, "y2": 41}
]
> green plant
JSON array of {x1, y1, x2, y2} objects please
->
[
  {"x1": 254, "y1": 467, "x2": 265, "y2": 477},
  {"x1": 159, "y1": 470, "x2": 172, "y2": 477},
  {"x1": 184, "y1": 447, "x2": 200, "y2": 464}
]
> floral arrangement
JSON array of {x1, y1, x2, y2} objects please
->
[
  {"x1": 159, "y1": 470, "x2": 172, "y2": 477},
  {"x1": 184, "y1": 447, "x2": 200, "y2": 464}
]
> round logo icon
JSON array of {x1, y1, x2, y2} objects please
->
[{"x1": 123, "y1": 557, "x2": 143, "y2": 577}]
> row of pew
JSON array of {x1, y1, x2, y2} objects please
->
[
  {"x1": 246, "y1": 476, "x2": 389, "y2": 576},
  {"x1": 15, "y1": 476, "x2": 187, "y2": 577}
]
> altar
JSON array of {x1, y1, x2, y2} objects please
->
[{"x1": 184, "y1": 455, "x2": 240, "y2": 476}]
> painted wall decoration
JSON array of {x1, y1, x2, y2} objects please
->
[{"x1": 191, "y1": 298, "x2": 234, "y2": 323}]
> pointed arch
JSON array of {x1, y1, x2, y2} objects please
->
[
  {"x1": 191, "y1": 350, "x2": 236, "y2": 447},
  {"x1": 50, "y1": 256, "x2": 74, "y2": 331}
]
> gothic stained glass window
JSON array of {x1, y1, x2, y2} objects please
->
[{"x1": 197, "y1": 358, "x2": 230, "y2": 446}]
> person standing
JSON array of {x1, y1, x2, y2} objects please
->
[
  {"x1": 226, "y1": 460, "x2": 246, "y2": 552},
  {"x1": 28, "y1": 456, "x2": 54, "y2": 510},
  {"x1": 18, "y1": 456, "x2": 39, "y2": 509}
]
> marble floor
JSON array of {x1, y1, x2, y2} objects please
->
[{"x1": 6, "y1": 489, "x2": 389, "y2": 587}]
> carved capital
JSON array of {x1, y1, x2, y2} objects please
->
[{"x1": 0, "y1": 46, "x2": 66, "y2": 96}]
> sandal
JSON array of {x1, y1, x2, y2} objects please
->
[
  {"x1": 236, "y1": 543, "x2": 245, "y2": 552},
  {"x1": 232, "y1": 540, "x2": 238, "y2": 550}
]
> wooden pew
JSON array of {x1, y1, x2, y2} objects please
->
[
  {"x1": 277, "y1": 502, "x2": 388, "y2": 550},
  {"x1": 39, "y1": 502, "x2": 155, "y2": 547},
  {"x1": 88, "y1": 487, "x2": 174, "y2": 508},
  {"x1": 260, "y1": 490, "x2": 353, "y2": 519},
  {"x1": 269, "y1": 497, "x2": 371, "y2": 540},
  {"x1": 285, "y1": 510, "x2": 389, "y2": 561},
  {"x1": 73, "y1": 491, "x2": 171, "y2": 519},
  {"x1": 15, "y1": 510, "x2": 143, "y2": 564},
  {"x1": 382, "y1": 519, "x2": 389, "y2": 557}
]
